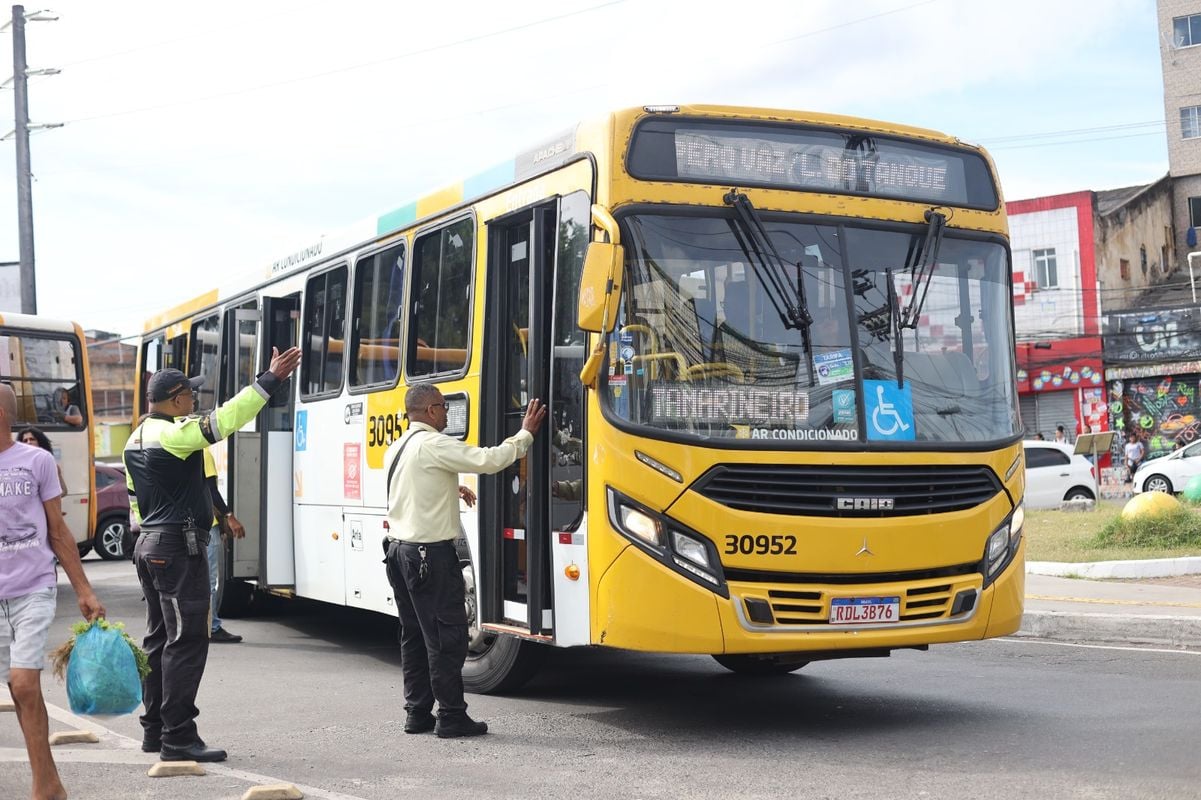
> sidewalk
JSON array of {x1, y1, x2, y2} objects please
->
[{"x1": 1020, "y1": 569, "x2": 1201, "y2": 649}]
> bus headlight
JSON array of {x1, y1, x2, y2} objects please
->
[
  {"x1": 670, "y1": 530, "x2": 711, "y2": 570},
  {"x1": 983, "y1": 503, "x2": 1024, "y2": 582},
  {"x1": 606, "y1": 487, "x2": 727, "y2": 596},
  {"x1": 619, "y1": 505, "x2": 662, "y2": 546},
  {"x1": 986, "y1": 526, "x2": 1008, "y2": 569},
  {"x1": 609, "y1": 489, "x2": 664, "y2": 547}
]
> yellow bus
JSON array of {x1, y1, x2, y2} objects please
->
[
  {"x1": 135, "y1": 105, "x2": 1023, "y2": 690},
  {"x1": 1, "y1": 312, "x2": 96, "y2": 552}
]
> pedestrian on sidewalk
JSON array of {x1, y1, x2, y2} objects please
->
[
  {"x1": 203, "y1": 447, "x2": 243, "y2": 644},
  {"x1": 0, "y1": 382, "x2": 105, "y2": 800},
  {"x1": 382, "y1": 384, "x2": 546, "y2": 738},
  {"x1": 123, "y1": 347, "x2": 299, "y2": 763},
  {"x1": 1124, "y1": 433, "x2": 1145, "y2": 483}
]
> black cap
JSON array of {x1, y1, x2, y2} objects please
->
[{"x1": 147, "y1": 369, "x2": 205, "y2": 402}]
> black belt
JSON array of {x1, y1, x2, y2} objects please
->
[
  {"x1": 394, "y1": 539, "x2": 455, "y2": 548},
  {"x1": 140, "y1": 525, "x2": 186, "y2": 534}
]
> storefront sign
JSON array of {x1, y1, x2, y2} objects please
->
[{"x1": 1103, "y1": 307, "x2": 1201, "y2": 364}]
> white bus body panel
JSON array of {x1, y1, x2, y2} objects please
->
[
  {"x1": 550, "y1": 514, "x2": 590, "y2": 646},
  {"x1": 294, "y1": 505, "x2": 346, "y2": 606}
]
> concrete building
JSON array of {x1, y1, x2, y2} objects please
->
[
  {"x1": 1007, "y1": 180, "x2": 1175, "y2": 443},
  {"x1": 85, "y1": 330, "x2": 136, "y2": 423},
  {"x1": 1159, "y1": 0, "x2": 1201, "y2": 265}
]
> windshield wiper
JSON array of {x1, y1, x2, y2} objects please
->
[
  {"x1": 723, "y1": 189, "x2": 814, "y2": 380},
  {"x1": 898, "y1": 208, "x2": 947, "y2": 330},
  {"x1": 889, "y1": 208, "x2": 948, "y2": 388}
]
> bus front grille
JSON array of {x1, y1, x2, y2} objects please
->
[
  {"x1": 732, "y1": 572, "x2": 983, "y2": 630},
  {"x1": 692, "y1": 464, "x2": 1002, "y2": 517}
]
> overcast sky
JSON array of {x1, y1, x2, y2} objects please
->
[{"x1": 0, "y1": 0, "x2": 1166, "y2": 336}]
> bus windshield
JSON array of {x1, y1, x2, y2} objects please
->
[{"x1": 604, "y1": 212, "x2": 1019, "y2": 446}]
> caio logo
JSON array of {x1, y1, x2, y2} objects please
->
[{"x1": 836, "y1": 497, "x2": 895, "y2": 512}]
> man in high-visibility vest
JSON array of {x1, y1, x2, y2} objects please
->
[{"x1": 124, "y1": 347, "x2": 300, "y2": 763}]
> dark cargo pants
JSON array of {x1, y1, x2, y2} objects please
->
[
  {"x1": 134, "y1": 529, "x2": 212, "y2": 747},
  {"x1": 383, "y1": 539, "x2": 469, "y2": 717}
]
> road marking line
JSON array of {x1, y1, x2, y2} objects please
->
[
  {"x1": 1026, "y1": 593, "x2": 1201, "y2": 609},
  {"x1": 996, "y1": 637, "x2": 1201, "y2": 656},
  {"x1": 22, "y1": 699, "x2": 373, "y2": 800}
]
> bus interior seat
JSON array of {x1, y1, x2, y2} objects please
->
[{"x1": 862, "y1": 346, "x2": 980, "y2": 397}]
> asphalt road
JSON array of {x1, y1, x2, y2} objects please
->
[{"x1": 3, "y1": 557, "x2": 1199, "y2": 800}]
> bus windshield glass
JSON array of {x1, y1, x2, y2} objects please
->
[
  {"x1": 0, "y1": 331, "x2": 86, "y2": 430},
  {"x1": 604, "y1": 212, "x2": 1018, "y2": 446}
]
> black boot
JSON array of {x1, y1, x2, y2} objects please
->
[
  {"x1": 160, "y1": 741, "x2": 228, "y2": 762},
  {"x1": 404, "y1": 709, "x2": 436, "y2": 734},
  {"x1": 435, "y1": 712, "x2": 488, "y2": 738}
]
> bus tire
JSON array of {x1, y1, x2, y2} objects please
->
[
  {"x1": 218, "y1": 578, "x2": 258, "y2": 618},
  {"x1": 462, "y1": 633, "x2": 546, "y2": 694},
  {"x1": 712, "y1": 654, "x2": 809, "y2": 675}
]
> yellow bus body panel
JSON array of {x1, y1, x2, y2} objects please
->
[{"x1": 595, "y1": 545, "x2": 725, "y2": 652}]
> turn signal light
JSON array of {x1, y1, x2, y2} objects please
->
[{"x1": 564, "y1": 563, "x2": 581, "y2": 581}]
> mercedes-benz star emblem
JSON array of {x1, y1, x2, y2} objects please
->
[{"x1": 855, "y1": 536, "x2": 873, "y2": 557}]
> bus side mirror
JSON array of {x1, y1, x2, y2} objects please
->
[{"x1": 577, "y1": 241, "x2": 624, "y2": 334}]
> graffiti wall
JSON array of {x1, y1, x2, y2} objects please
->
[{"x1": 1108, "y1": 374, "x2": 1201, "y2": 460}]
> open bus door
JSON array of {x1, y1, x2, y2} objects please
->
[
  {"x1": 468, "y1": 202, "x2": 560, "y2": 690},
  {"x1": 229, "y1": 294, "x2": 300, "y2": 602}
]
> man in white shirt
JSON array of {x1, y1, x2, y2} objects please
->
[{"x1": 383, "y1": 383, "x2": 546, "y2": 738}]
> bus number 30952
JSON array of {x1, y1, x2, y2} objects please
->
[
  {"x1": 723, "y1": 534, "x2": 798, "y2": 555},
  {"x1": 367, "y1": 413, "x2": 404, "y2": 448}
]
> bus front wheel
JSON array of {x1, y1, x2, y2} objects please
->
[
  {"x1": 713, "y1": 654, "x2": 809, "y2": 675},
  {"x1": 461, "y1": 561, "x2": 545, "y2": 694}
]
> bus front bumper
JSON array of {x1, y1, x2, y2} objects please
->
[{"x1": 593, "y1": 539, "x2": 1025, "y2": 655}]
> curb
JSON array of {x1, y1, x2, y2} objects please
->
[
  {"x1": 1018, "y1": 610, "x2": 1201, "y2": 649},
  {"x1": 1027, "y1": 556, "x2": 1201, "y2": 579}
]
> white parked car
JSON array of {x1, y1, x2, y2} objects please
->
[
  {"x1": 1022, "y1": 440, "x2": 1097, "y2": 509},
  {"x1": 1132, "y1": 439, "x2": 1201, "y2": 494}
]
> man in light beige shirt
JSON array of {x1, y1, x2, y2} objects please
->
[{"x1": 382, "y1": 382, "x2": 545, "y2": 738}]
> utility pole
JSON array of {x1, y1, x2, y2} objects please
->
[
  {"x1": 4, "y1": 5, "x2": 59, "y2": 315},
  {"x1": 11, "y1": 4, "x2": 34, "y2": 314}
]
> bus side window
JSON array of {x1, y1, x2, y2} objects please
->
[
  {"x1": 408, "y1": 217, "x2": 473, "y2": 379},
  {"x1": 301, "y1": 266, "x2": 348, "y2": 399},
  {"x1": 188, "y1": 314, "x2": 220, "y2": 412},
  {"x1": 351, "y1": 242, "x2": 405, "y2": 390}
]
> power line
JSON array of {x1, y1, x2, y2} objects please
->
[
  {"x1": 978, "y1": 120, "x2": 1166, "y2": 144},
  {"x1": 767, "y1": 0, "x2": 940, "y2": 46},
  {"x1": 50, "y1": 2, "x2": 322, "y2": 69},
  {"x1": 988, "y1": 130, "x2": 1167, "y2": 151},
  {"x1": 60, "y1": 1, "x2": 626, "y2": 126}
]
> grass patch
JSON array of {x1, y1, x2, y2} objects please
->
[
  {"x1": 1094, "y1": 506, "x2": 1201, "y2": 549},
  {"x1": 1023, "y1": 500, "x2": 1201, "y2": 562}
]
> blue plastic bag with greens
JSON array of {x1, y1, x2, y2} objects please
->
[{"x1": 65, "y1": 621, "x2": 142, "y2": 715}]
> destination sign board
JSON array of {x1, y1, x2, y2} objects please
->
[{"x1": 627, "y1": 119, "x2": 998, "y2": 210}]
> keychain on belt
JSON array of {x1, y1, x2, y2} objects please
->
[{"x1": 417, "y1": 545, "x2": 430, "y2": 585}]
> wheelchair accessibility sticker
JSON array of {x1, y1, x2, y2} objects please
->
[
  {"x1": 864, "y1": 380, "x2": 914, "y2": 441},
  {"x1": 295, "y1": 410, "x2": 308, "y2": 451}
]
